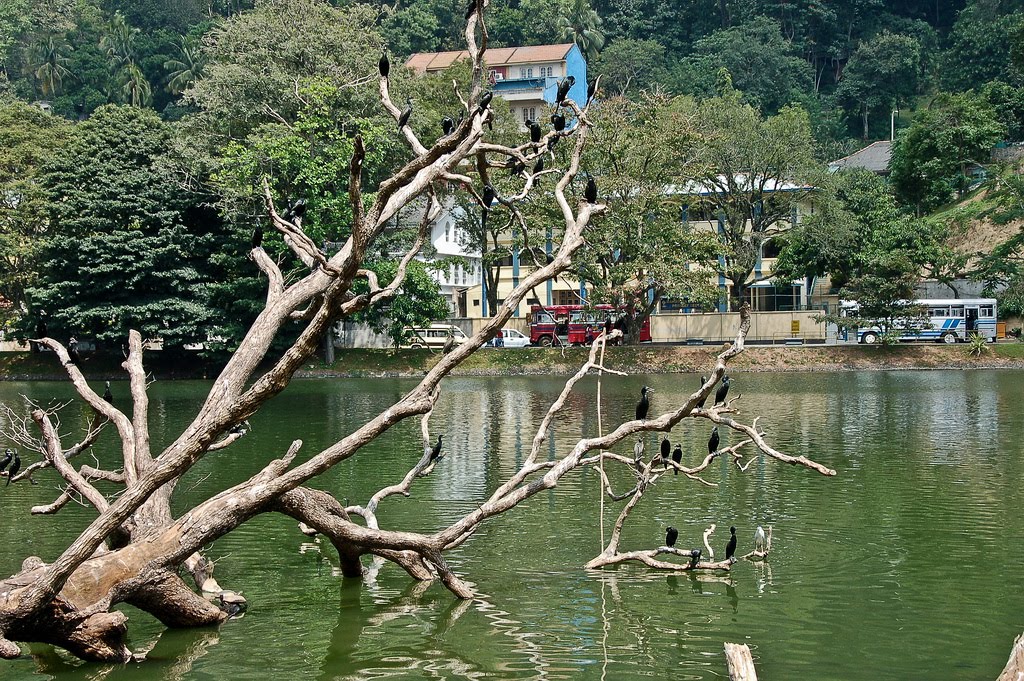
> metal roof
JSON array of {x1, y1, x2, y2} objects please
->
[
  {"x1": 828, "y1": 141, "x2": 892, "y2": 174},
  {"x1": 405, "y1": 44, "x2": 576, "y2": 73}
]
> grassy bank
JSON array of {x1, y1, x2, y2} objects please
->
[
  {"x1": 300, "y1": 343, "x2": 1024, "y2": 378},
  {"x1": 3, "y1": 344, "x2": 1024, "y2": 382}
]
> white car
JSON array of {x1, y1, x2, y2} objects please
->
[{"x1": 489, "y1": 328, "x2": 531, "y2": 348}]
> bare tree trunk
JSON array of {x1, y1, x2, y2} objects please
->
[{"x1": 724, "y1": 642, "x2": 758, "y2": 680}]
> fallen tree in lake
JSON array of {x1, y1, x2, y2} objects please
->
[{"x1": 0, "y1": 2, "x2": 832, "y2": 665}]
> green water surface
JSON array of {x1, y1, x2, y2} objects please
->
[{"x1": 0, "y1": 369, "x2": 1022, "y2": 680}]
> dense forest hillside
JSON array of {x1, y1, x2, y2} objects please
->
[
  {"x1": 3, "y1": 0, "x2": 1023, "y2": 150},
  {"x1": 3, "y1": 0, "x2": 1024, "y2": 338}
]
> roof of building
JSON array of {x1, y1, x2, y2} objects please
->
[
  {"x1": 828, "y1": 140, "x2": 892, "y2": 174},
  {"x1": 405, "y1": 43, "x2": 576, "y2": 73},
  {"x1": 667, "y1": 174, "x2": 815, "y2": 196}
]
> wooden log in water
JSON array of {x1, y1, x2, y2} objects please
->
[
  {"x1": 723, "y1": 642, "x2": 758, "y2": 681},
  {"x1": 997, "y1": 631, "x2": 1024, "y2": 681}
]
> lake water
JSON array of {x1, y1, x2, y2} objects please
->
[{"x1": 1, "y1": 369, "x2": 1022, "y2": 680}]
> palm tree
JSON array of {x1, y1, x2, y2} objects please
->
[
  {"x1": 120, "y1": 62, "x2": 152, "y2": 107},
  {"x1": 100, "y1": 11, "x2": 152, "y2": 107},
  {"x1": 100, "y1": 11, "x2": 139, "y2": 71},
  {"x1": 30, "y1": 34, "x2": 73, "y2": 98},
  {"x1": 164, "y1": 36, "x2": 206, "y2": 95},
  {"x1": 557, "y1": 0, "x2": 605, "y2": 63}
]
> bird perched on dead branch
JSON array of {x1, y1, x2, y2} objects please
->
[
  {"x1": 555, "y1": 75, "x2": 575, "y2": 105},
  {"x1": 633, "y1": 438, "x2": 644, "y2": 466},
  {"x1": 697, "y1": 375, "x2": 709, "y2": 408},
  {"x1": 527, "y1": 119, "x2": 541, "y2": 144},
  {"x1": 429, "y1": 434, "x2": 444, "y2": 462},
  {"x1": 398, "y1": 97, "x2": 413, "y2": 129},
  {"x1": 4, "y1": 450, "x2": 20, "y2": 486},
  {"x1": 725, "y1": 526, "x2": 737, "y2": 562},
  {"x1": 672, "y1": 444, "x2": 682, "y2": 474},
  {"x1": 665, "y1": 527, "x2": 678, "y2": 547},
  {"x1": 689, "y1": 548, "x2": 701, "y2": 568},
  {"x1": 67, "y1": 337, "x2": 81, "y2": 366},
  {"x1": 635, "y1": 385, "x2": 652, "y2": 421},
  {"x1": 476, "y1": 90, "x2": 493, "y2": 116},
  {"x1": 714, "y1": 375, "x2": 731, "y2": 406},
  {"x1": 0, "y1": 449, "x2": 12, "y2": 475},
  {"x1": 378, "y1": 50, "x2": 390, "y2": 79},
  {"x1": 550, "y1": 113, "x2": 566, "y2": 132},
  {"x1": 708, "y1": 426, "x2": 719, "y2": 455},
  {"x1": 584, "y1": 176, "x2": 597, "y2": 203},
  {"x1": 754, "y1": 525, "x2": 766, "y2": 553},
  {"x1": 660, "y1": 437, "x2": 670, "y2": 469},
  {"x1": 103, "y1": 381, "x2": 113, "y2": 404}
]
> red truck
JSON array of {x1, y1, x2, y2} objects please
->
[{"x1": 528, "y1": 304, "x2": 652, "y2": 346}]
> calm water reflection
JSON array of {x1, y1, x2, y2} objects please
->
[{"x1": 1, "y1": 370, "x2": 1023, "y2": 680}]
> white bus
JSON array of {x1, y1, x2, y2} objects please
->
[{"x1": 842, "y1": 298, "x2": 998, "y2": 344}]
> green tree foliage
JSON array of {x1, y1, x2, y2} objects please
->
[
  {"x1": 594, "y1": 38, "x2": 667, "y2": 97},
  {"x1": 29, "y1": 33, "x2": 72, "y2": 97},
  {"x1": 164, "y1": 35, "x2": 205, "y2": 95},
  {"x1": 777, "y1": 169, "x2": 965, "y2": 331},
  {"x1": 558, "y1": 0, "x2": 605, "y2": 62},
  {"x1": 890, "y1": 93, "x2": 1006, "y2": 213},
  {"x1": 682, "y1": 91, "x2": 823, "y2": 309},
  {"x1": 670, "y1": 17, "x2": 814, "y2": 114},
  {"x1": 0, "y1": 99, "x2": 70, "y2": 323},
  {"x1": 942, "y1": 3, "x2": 1024, "y2": 92},
  {"x1": 24, "y1": 105, "x2": 230, "y2": 349},
  {"x1": 838, "y1": 30, "x2": 921, "y2": 139},
  {"x1": 579, "y1": 94, "x2": 719, "y2": 335},
  {"x1": 350, "y1": 259, "x2": 452, "y2": 347}
]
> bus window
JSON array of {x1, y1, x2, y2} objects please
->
[
  {"x1": 535, "y1": 312, "x2": 553, "y2": 323},
  {"x1": 980, "y1": 305, "x2": 994, "y2": 317},
  {"x1": 949, "y1": 306, "x2": 964, "y2": 317},
  {"x1": 929, "y1": 307, "x2": 948, "y2": 317}
]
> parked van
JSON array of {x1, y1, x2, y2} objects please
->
[{"x1": 400, "y1": 324, "x2": 469, "y2": 349}]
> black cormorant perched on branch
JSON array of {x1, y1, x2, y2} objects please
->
[
  {"x1": 635, "y1": 385, "x2": 652, "y2": 421},
  {"x1": 284, "y1": 199, "x2": 306, "y2": 222},
  {"x1": 398, "y1": 97, "x2": 413, "y2": 129},
  {"x1": 251, "y1": 225, "x2": 263, "y2": 249},
  {"x1": 714, "y1": 375, "x2": 731, "y2": 406},
  {"x1": 527, "y1": 119, "x2": 541, "y2": 144},
  {"x1": 689, "y1": 548, "x2": 701, "y2": 568},
  {"x1": 5, "y1": 450, "x2": 20, "y2": 485},
  {"x1": 465, "y1": 0, "x2": 478, "y2": 20},
  {"x1": 533, "y1": 158, "x2": 544, "y2": 174},
  {"x1": 708, "y1": 426, "x2": 719, "y2": 455},
  {"x1": 481, "y1": 184, "x2": 497, "y2": 210},
  {"x1": 555, "y1": 75, "x2": 575, "y2": 104},
  {"x1": 697, "y1": 375, "x2": 709, "y2": 408},
  {"x1": 725, "y1": 526, "x2": 737, "y2": 562},
  {"x1": 441, "y1": 116, "x2": 455, "y2": 136},
  {"x1": 0, "y1": 449, "x2": 12, "y2": 475},
  {"x1": 550, "y1": 113, "x2": 565, "y2": 132},
  {"x1": 429, "y1": 434, "x2": 443, "y2": 462},
  {"x1": 672, "y1": 444, "x2": 682, "y2": 474},
  {"x1": 665, "y1": 526, "x2": 678, "y2": 547},
  {"x1": 378, "y1": 50, "x2": 390, "y2": 79},
  {"x1": 660, "y1": 437, "x2": 670, "y2": 469},
  {"x1": 103, "y1": 381, "x2": 113, "y2": 404},
  {"x1": 476, "y1": 90, "x2": 493, "y2": 115},
  {"x1": 584, "y1": 176, "x2": 597, "y2": 203},
  {"x1": 586, "y1": 78, "x2": 597, "y2": 105},
  {"x1": 67, "y1": 337, "x2": 80, "y2": 366}
]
